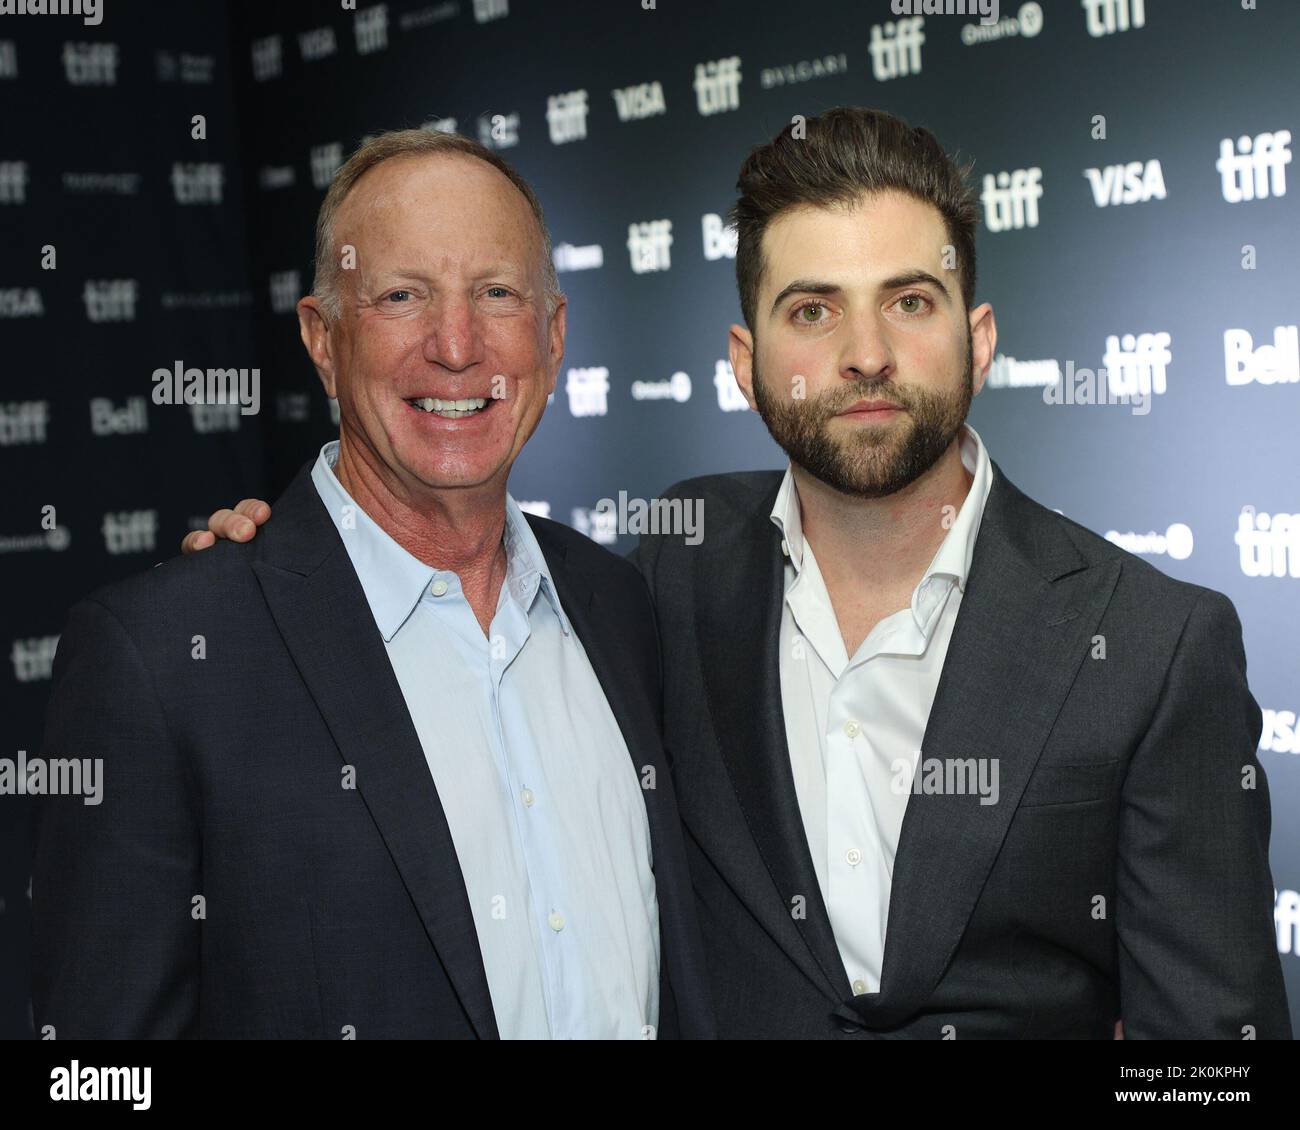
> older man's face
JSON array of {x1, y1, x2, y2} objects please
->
[{"x1": 310, "y1": 153, "x2": 564, "y2": 497}]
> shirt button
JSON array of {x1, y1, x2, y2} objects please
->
[
  {"x1": 430, "y1": 579, "x2": 449, "y2": 597},
  {"x1": 780, "y1": 538, "x2": 790, "y2": 557},
  {"x1": 547, "y1": 911, "x2": 565, "y2": 932},
  {"x1": 845, "y1": 848, "x2": 863, "y2": 866},
  {"x1": 521, "y1": 788, "x2": 535, "y2": 808},
  {"x1": 852, "y1": 979, "x2": 868, "y2": 995},
  {"x1": 843, "y1": 720, "x2": 860, "y2": 738}
]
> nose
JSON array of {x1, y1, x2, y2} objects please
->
[
  {"x1": 420, "y1": 294, "x2": 483, "y2": 372},
  {"x1": 838, "y1": 306, "x2": 896, "y2": 386}
]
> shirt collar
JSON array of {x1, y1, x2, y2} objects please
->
[
  {"x1": 769, "y1": 421, "x2": 993, "y2": 632},
  {"x1": 310, "y1": 440, "x2": 569, "y2": 641}
]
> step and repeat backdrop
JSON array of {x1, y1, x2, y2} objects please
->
[{"x1": 1, "y1": 0, "x2": 1297, "y2": 1038}]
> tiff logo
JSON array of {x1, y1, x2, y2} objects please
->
[
  {"x1": 1102, "y1": 331, "x2": 1171, "y2": 398},
  {"x1": 12, "y1": 635, "x2": 58, "y2": 682},
  {"x1": 694, "y1": 56, "x2": 741, "y2": 115},
  {"x1": 473, "y1": 0, "x2": 507, "y2": 23},
  {"x1": 566, "y1": 366, "x2": 609, "y2": 417},
  {"x1": 0, "y1": 400, "x2": 49, "y2": 444},
  {"x1": 1082, "y1": 0, "x2": 1144, "y2": 37},
  {"x1": 981, "y1": 167, "x2": 1043, "y2": 231},
  {"x1": 1235, "y1": 508, "x2": 1300, "y2": 579},
  {"x1": 62, "y1": 40, "x2": 116, "y2": 83},
  {"x1": 869, "y1": 17, "x2": 924, "y2": 81},
  {"x1": 102, "y1": 510, "x2": 157, "y2": 555},
  {"x1": 299, "y1": 26, "x2": 337, "y2": 61},
  {"x1": 171, "y1": 162, "x2": 223, "y2": 204},
  {"x1": 0, "y1": 160, "x2": 25, "y2": 202},
  {"x1": 83, "y1": 279, "x2": 137, "y2": 322},
  {"x1": 250, "y1": 34, "x2": 281, "y2": 80},
  {"x1": 628, "y1": 220, "x2": 672, "y2": 273},
  {"x1": 354, "y1": 4, "x2": 388, "y2": 54},
  {"x1": 269, "y1": 270, "x2": 301, "y2": 313},
  {"x1": 714, "y1": 359, "x2": 749, "y2": 411},
  {"x1": 1217, "y1": 130, "x2": 1291, "y2": 203},
  {"x1": 311, "y1": 142, "x2": 343, "y2": 189},
  {"x1": 546, "y1": 90, "x2": 588, "y2": 144}
]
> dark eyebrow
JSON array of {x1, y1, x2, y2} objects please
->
[
  {"x1": 769, "y1": 280, "x2": 840, "y2": 316},
  {"x1": 768, "y1": 270, "x2": 952, "y2": 317},
  {"x1": 879, "y1": 270, "x2": 952, "y2": 299}
]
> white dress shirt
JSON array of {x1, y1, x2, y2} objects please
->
[
  {"x1": 771, "y1": 423, "x2": 993, "y2": 996},
  {"x1": 311, "y1": 442, "x2": 659, "y2": 1039}
]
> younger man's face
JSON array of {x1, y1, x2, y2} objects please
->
[{"x1": 730, "y1": 189, "x2": 994, "y2": 499}]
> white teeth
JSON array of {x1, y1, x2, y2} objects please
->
[{"x1": 410, "y1": 397, "x2": 488, "y2": 418}]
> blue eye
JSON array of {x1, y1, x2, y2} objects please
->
[
  {"x1": 386, "y1": 290, "x2": 410, "y2": 303},
  {"x1": 486, "y1": 286, "x2": 511, "y2": 298}
]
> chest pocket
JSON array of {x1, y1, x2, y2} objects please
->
[{"x1": 1018, "y1": 759, "x2": 1119, "y2": 808}]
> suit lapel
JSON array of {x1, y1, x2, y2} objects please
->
[
  {"x1": 251, "y1": 467, "x2": 499, "y2": 1039},
  {"x1": 841, "y1": 461, "x2": 1122, "y2": 1029},
  {"x1": 695, "y1": 485, "x2": 852, "y2": 1003}
]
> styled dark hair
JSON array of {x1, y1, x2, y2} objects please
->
[{"x1": 729, "y1": 107, "x2": 979, "y2": 330}]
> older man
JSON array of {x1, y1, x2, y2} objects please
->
[{"x1": 30, "y1": 130, "x2": 713, "y2": 1040}]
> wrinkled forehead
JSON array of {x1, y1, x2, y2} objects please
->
[{"x1": 336, "y1": 153, "x2": 543, "y2": 272}]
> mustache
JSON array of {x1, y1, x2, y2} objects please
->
[{"x1": 804, "y1": 380, "x2": 909, "y2": 414}]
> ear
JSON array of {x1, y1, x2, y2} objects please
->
[
  {"x1": 968, "y1": 301, "x2": 997, "y2": 397},
  {"x1": 545, "y1": 295, "x2": 567, "y2": 397},
  {"x1": 297, "y1": 295, "x2": 338, "y2": 399},
  {"x1": 728, "y1": 322, "x2": 758, "y2": 410}
]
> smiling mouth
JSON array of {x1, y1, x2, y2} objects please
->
[{"x1": 405, "y1": 396, "x2": 491, "y2": 419}]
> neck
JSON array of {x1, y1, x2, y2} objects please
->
[
  {"x1": 333, "y1": 433, "x2": 508, "y2": 597},
  {"x1": 793, "y1": 434, "x2": 973, "y2": 600}
]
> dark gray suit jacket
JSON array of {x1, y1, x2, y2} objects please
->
[
  {"x1": 630, "y1": 460, "x2": 1290, "y2": 1039},
  {"x1": 32, "y1": 463, "x2": 715, "y2": 1039}
]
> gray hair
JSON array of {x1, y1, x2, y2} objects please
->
[{"x1": 311, "y1": 127, "x2": 563, "y2": 322}]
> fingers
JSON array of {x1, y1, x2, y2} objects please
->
[
  {"x1": 181, "y1": 497, "x2": 273, "y2": 554},
  {"x1": 210, "y1": 499, "x2": 272, "y2": 542},
  {"x1": 180, "y1": 529, "x2": 216, "y2": 555}
]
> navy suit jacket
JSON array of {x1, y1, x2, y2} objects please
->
[
  {"x1": 631, "y1": 462, "x2": 1291, "y2": 1039},
  {"x1": 31, "y1": 462, "x2": 715, "y2": 1039}
]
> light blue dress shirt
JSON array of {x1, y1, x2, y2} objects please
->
[{"x1": 311, "y1": 442, "x2": 660, "y2": 1039}]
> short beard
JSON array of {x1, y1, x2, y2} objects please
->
[{"x1": 750, "y1": 331, "x2": 974, "y2": 500}]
